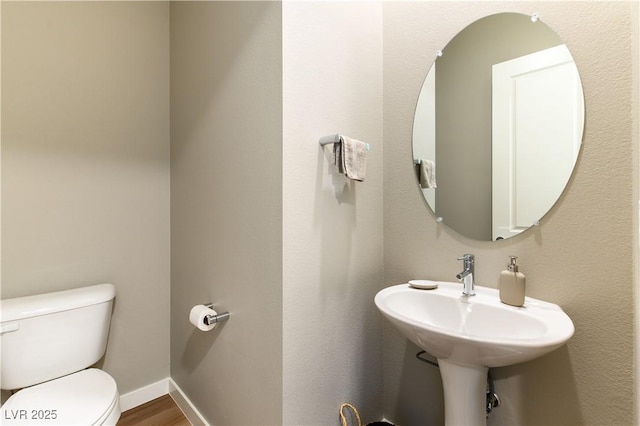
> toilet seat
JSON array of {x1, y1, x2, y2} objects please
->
[{"x1": 1, "y1": 368, "x2": 120, "y2": 425}]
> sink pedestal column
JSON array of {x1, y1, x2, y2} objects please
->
[{"x1": 438, "y1": 359, "x2": 488, "y2": 426}]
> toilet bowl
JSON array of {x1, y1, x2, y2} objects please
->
[
  {"x1": 0, "y1": 284, "x2": 120, "y2": 425},
  {"x1": 1, "y1": 369, "x2": 120, "y2": 425}
]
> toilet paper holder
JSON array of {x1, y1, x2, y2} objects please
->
[{"x1": 203, "y1": 303, "x2": 230, "y2": 326}]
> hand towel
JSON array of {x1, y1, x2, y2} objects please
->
[
  {"x1": 340, "y1": 136, "x2": 367, "y2": 181},
  {"x1": 419, "y1": 159, "x2": 437, "y2": 188},
  {"x1": 333, "y1": 141, "x2": 344, "y2": 174}
]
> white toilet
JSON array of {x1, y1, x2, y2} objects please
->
[{"x1": 0, "y1": 283, "x2": 120, "y2": 425}]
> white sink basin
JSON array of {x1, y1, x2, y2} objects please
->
[
  {"x1": 375, "y1": 282, "x2": 574, "y2": 425},
  {"x1": 375, "y1": 282, "x2": 574, "y2": 367}
]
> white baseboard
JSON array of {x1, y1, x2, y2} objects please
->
[
  {"x1": 118, "y1": 377, "x2": 209, "y2": 426},
  {"x1": 168, "y1": 378, "x2": 209, "y2": 426},
  {"x1": 119, "y1": 378, "x2": 170, "y2": 411}
]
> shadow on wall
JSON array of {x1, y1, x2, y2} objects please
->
[
  {"x1": 317, "y1": 146, "x2": 358, "y2": 207},
  {"x1": 491, "y1": 346, "x2": 582, "y2": 425},
  {"x1": 180, "y1": 322, "x2": 227, "y2": 375},
  {"x1": 391, "y1": 341, "x2": 581, "y2": 425},
  {"x1": 315, "y1": 146, "x2": 357, "y2": 304},
  {"x1": 393, "y1": 341, "x2": 445, "y2": 425}
]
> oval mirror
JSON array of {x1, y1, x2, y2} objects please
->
[{"x1": 412, "y1": 12, "x2": 584, "y2": 241}]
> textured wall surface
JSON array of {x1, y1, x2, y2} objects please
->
[
  {"x1": 383, "y1": 2, "x2": 637, "y2": 425},
  {"x1": 170, "y1": 2, "x2": 283, "y2": 424},
  {"x1": 635, "y1": 0, "x2": 640, "y2": 419},
  {"x1": 1, "y1": 2, "x2": 170, "y2": 395},
  {"x1": 282, "y1": 2, "x2": 384, "y2": 424}
]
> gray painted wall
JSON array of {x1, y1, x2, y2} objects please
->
[
  {"x1": 169, "y1": 2, "x2": 283, "y2": 424},
  {"x1": 1, "y1": 1, "x2": 170, "y2": 396}
]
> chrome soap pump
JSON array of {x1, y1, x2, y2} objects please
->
[{"x1": 499, "y1": 256, "x2": 526, "y2": 307}]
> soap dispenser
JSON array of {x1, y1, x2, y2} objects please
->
[{"x1": 499, "y1": 256, "x2": 526, "y2": 307}]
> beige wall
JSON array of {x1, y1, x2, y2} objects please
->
[
  {"x1": 384, "y1": 2, "x2": 637, "y2": 425},
  {"x1": 1, "y1": 1, "x2": 170, "y2": 395},
  {"x1": 282, "y1": 2, "x2": 384, "y2": 424},
  {"x1": 169, "y1": 2, "x2": 283, "y2": 424},
  {"x1": 634, "y1": 0, "x2": 640, "y2": 421},
  {"x1": 3, "y1": 2, "x2": 637, "y2": 424}
]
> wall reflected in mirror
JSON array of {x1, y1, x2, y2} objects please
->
[{"x1": 413, "y1": 13, "x2": 584, "y2": 241}]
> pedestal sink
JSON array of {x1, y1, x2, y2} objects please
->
[{"x1": 375, "y1": 282, "x2": 574, "y2": 426}]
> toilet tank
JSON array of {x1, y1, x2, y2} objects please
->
[{"x1": 0, "y1": 283, "x2": 115, "y2": 390}]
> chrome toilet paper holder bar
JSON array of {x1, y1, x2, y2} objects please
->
[{"x1": 203, "y1": 303, "x2": 230, "y2": 326}]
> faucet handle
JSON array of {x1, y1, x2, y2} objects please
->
[{"x1": 457, "y1": 254, "x2": 474, "y2": 262}]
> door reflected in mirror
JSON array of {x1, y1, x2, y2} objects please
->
[{"x1": 412, "y1": 13, "x2": 584, "y2": 241}]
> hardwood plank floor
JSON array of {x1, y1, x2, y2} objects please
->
[{"x1": 118, "y1": 394, "x2": 191, "y2": 426}]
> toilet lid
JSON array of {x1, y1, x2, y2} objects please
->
[{"x1": 0, "y1": 369, "x2": 118, "y2": 425}]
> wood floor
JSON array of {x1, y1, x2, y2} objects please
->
[{"x1": 117, "y1": 394, "x2": 191, "y2": 426}]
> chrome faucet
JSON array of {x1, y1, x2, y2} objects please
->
[{"x1": 456, "y1": 254, "x2": 476, "y2": 296}]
